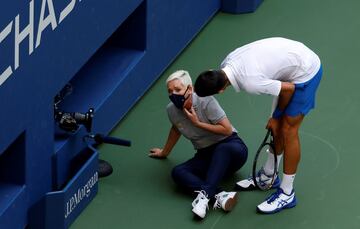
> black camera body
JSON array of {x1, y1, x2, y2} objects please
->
[
  {"x1": 53, "y1": 84, "x2": 131, "y2": 178},
  {"x1": 55, "y1": 108, "x2": 94, "y2": 133},
  {"x1": 54, "y1": 83, "x2": 94, "y2": 133}
]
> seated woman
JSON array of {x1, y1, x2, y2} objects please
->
[{"x1": 149, "y1": 70, "x2": 248, "y2": 219}]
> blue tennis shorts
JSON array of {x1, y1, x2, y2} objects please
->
[{"x1": 273, "y1": 65, "x2": 323, "y2": 119}]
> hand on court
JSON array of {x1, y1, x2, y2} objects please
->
[
  {"x1": 149, "y1": 148, "x2": 167, "y2": 159},
  {"x1": 183, "y1": 106, "x2": 200, "y2": 126}
]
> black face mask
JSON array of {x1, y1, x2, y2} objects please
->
[{"x1": 169, "y1": 86, "x2": 190, "y2": 109}]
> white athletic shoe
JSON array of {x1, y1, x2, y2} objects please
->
[
  {"x1": 257, "y1": 188, "x2": 297, "y2": 214},
  {"x1": 192, "y1": 190, "x2": 209, "y2": 218},
  {"x1": 213, "y1": 191, "x2": 238, "y2": 211}
]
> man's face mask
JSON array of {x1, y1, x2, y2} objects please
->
[{"x1": 169, "y1": 86, "x2": 190, "y2": 109}]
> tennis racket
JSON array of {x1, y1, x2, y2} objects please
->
[{"x1": 252, "y1": 130, "x2": 277, "y2": 190}]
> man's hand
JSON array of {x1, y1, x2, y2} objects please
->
[
  {"x1": 149, "y1": 148, "x2": 167, "y2": 159},
  {"x1": 266, "y1": 117, "x2": 278, "y2": 133},
  {"x1": 183, "y1": 106, "x2": 200, "y2": 126}
]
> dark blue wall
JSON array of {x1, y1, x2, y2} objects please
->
[{"x1": 0, "y1": 0, "x2": 220, "y2": 228}]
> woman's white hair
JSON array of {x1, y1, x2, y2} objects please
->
[{"x1": 166, "y1": 70, "x2": 192, "y2": 87}]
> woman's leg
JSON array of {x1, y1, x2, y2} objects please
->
[
  {"x1": 203, "y1": 134, "x2": 248, "y2": 197},
  {"x1": 171, "y1": 152, "x2": 210, "y2": 195}
]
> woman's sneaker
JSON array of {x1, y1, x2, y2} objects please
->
[
  {"x1": 213, "y1": 191, "x2": 238, "y2": 211},
  {"x1": 257, "y1": 188, "x2": 297, "y2": 214},
  {"x1": 192, "y1": 190, "x2": 209, "y2": 218},
  {"x1": 235, "y1": 168, "x2": 280, "y2": 191}
]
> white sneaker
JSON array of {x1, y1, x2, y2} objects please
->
[
  {"x1": 192, "y1": 190, "x2": 209, "y2": 218},
  {"x1": 213, "y1": 191, "x2": 238, "y2": 211},
  {"x1": 257, "y1": 188, "x2": 297, "y2": 214}
]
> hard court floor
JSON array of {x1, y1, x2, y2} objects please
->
[{"x1": 72, "y1": 0, "x2": 360, "y2": 228}]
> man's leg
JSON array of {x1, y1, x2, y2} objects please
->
[
  {"x1": 256, "y1": 114, "x2": 304, "y2": 214},
  {"x1": 277, "y1": 114, "x2": 304, "y2": 195},
  {"x1": 282, "y1": 114, "x2": 304, "y2": 174}
]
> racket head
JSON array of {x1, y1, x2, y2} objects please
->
[{"x1": 252, "y1": 142, "x2": 277, "y2": 191}]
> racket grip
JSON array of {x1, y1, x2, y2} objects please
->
[{"x1": 94, "y1": 134, "x2": 131, "y2": 146}]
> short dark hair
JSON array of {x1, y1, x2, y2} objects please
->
[{"x1": 194, "y1": 70, "x2": 227, "y2": 97}]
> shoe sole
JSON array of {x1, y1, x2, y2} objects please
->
[
  {"x1": 256, "y1": 197, "x2": 297, "y2": 214},
  {"x1": 223, "y1": 193, "x2": 238, "y2": 211},
  {"x1": 192, "y1": 208, "x2": 206, "y2": 219}
]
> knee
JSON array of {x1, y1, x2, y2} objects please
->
[
  {"x1": 242, "y1": 142, "x2": 248, "y2": 154},
  {"x1": 227, "y1": 141, "x2": 248, "y2": 162},
  {"x1": 236, "y1": 138, "x2": 248, "y2": 155},
  {"x1": 235, "y1": 143, "x2": 248, "y2": 161},
  {"x1": 237, "y1": 143, "x2": 248, "y2": 165},
  {"x1": 281, "y1": 124, "x2": 298, "y2": 139}
]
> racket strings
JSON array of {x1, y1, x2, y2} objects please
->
[
  {"x1": 258, "y1": 169, "x2": 275, "y2": 185},
  {"x1": 253, "y1": 130, "x2": 278, "y2": 190}
]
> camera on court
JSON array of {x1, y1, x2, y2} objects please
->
[{"x1": 54, "y1": 107, "x2": 94, "y2": 133}]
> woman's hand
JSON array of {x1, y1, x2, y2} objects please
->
[
  {"x1": 183, "y1": 106, "x2": 200, "y2": 126},
  {"x1": 149, "y1": 148, "x2": 167, "y2": 159}
]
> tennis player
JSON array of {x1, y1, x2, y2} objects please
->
[
  {"x1": 194, "y1": 37, "x2": 322, "y2": 214},
  {"x1": 149, "y1": 70, "x2": 248, "y2": 219}
]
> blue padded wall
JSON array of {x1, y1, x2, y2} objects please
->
[
  {"x1": 1, "y1": 0, "x2": 263, "y2": 228},
  {"x1": 222, "y1": 0, "x2": 263, "y2": 14},
  {"x1": 0, "y1": 0, "x2": 221, "y2": 228}
]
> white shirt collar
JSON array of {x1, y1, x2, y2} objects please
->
[{"x1": 222, "y1": 65, "x2": 240, "y2": 92}]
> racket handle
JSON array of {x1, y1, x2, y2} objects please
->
[{"x1": 94, "y1": 134, "x2": 131, "y2": 146}]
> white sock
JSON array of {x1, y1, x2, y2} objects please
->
[
  {"x1": 280, "y1": 173, "x2": 296, "y2": 195},
  {"x1": 263, "y1": 148, "x2": 282, "y2": 176}
]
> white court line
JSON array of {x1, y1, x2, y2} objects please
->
[
  {"x1": 210, "y1": 214, "x2": 223, "y2": 229},
  {"x1": 300, "y1": 130, "x2": 341, "y2": 178}
]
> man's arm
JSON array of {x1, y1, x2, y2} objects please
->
[{"x1": 277, "y1": 82, "x2": 295, "y2": 111}]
